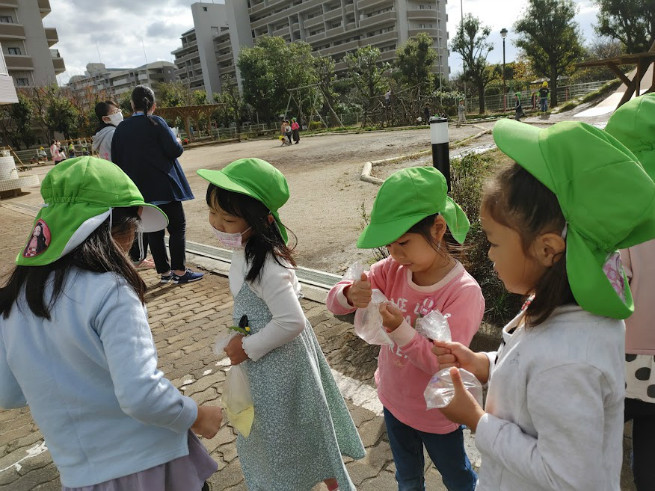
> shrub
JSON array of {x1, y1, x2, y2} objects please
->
[
  {"x1": 450, "y1": 151, "x2": 523, "y2": 326},
  {"x1": 308, "y1": 121, "x2": 325, "y2": 131}
]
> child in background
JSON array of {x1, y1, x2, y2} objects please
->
[
  {"x1": 456, "y1": 100, "x2": 466, "y2": 127},
  {"x1": 327, "y1": 166, "x2": 483, "y2": 491},
  {"x1": 605, "y1": 93, "x2": 655, "y2": 491},
  {"x1": 434, "y1": 119, "x2": 655, "y2": 490},
  {"x1": 197, "y1": 158, "x2": 365, "y2": 491},
  {"x1": 91, "y1": 100, "x2": 123, "y2": 162},
  {"x1": 0, "y1": 157, "x2": 221, "y2": 490},
  {"x1": 50, "y1": 139, "x2": 64, "y2": 165}
]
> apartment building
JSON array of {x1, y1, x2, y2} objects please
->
[
  {"x1": 0, "y1": 0, "x2": 65, "y2": 88},
  {"x1": 174, "y1": 0, "x2": 448, "y2": 97},
  {"x1": 0, "y1": 43, "x2": 17, "y2": 103},
  {"x1": 67, "y1": 61, "x2": 177, "y2": 106},
  {"x1": 172, "y1": 28, "x2": 205, "y2": 92}
]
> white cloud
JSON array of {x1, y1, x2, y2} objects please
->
[{"x1": 48, "y1": 0, "x2": 601, "y2": 85}]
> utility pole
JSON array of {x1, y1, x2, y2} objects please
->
[{"x1": 501, "y1": 28, "x2": 508, "y2": 112}]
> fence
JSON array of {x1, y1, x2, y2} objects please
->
[{"x1": 465, "y1": 80, "x2": 614, "y2": 114}]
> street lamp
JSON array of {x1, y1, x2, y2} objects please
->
[{"x1": 500, "y1": 28, "x2": 508, "y2": 112}]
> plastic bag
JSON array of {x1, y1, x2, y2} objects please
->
[
  {"x1": 424, "y1": 368, "x2": 483, "y2": 409},
  {"x1": 222, "y1": 365, "x2": 254, "y2": 437},
  {"x1": 214, "y1": 333, "x2": 236, "y2": 360},
  {"x1": 415, "y1": 310, "x2": 452, "y2": 342},
  {"x1": 353, "y1": 289, "x2": 394, "y2": 346},
  {"x1": 343, "y1": 260, "x2": 366, "y2": 282}
]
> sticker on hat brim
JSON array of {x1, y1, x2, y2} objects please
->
[
  {"x1": 603, "y1": 251, "x2": 626, "y2": 301},
  {"x1": 22, "y1": 219, "x2": 51, "y2": 258}
]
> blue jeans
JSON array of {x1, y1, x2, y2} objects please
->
[
  {"x1": 384, "y1": 408, "x2": 476, "y2": 491},
  {"x1": 540, "y1": 97, "x2": 548, "y2": 112}
]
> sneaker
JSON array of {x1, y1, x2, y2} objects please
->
[
  {"x1": 160, "y1": 272, "x2": 173, "y2": 284},
  {"x1": 133, "y1": 258, "x2": 156, "y2": 270},
  {"x1": 172, "y1": 269, "x2": 204, "y2": 284}
]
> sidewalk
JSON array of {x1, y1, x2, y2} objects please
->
[{"x1": 0, "y1": 204, "x2": 460, "y2": 490}]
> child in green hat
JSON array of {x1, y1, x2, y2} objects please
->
[
  {"x1": 197, "y1": 158, "x2": 365, "y2": 491},
  {"x1": 327, "y1": 166, "x2": 483, "y2": 490},
  {"x1": 605, "y1": 93, "x2": 655, "y2": 490},
  {"x1": 433, "y1": 119, "x2": 655, "y2": 490},
  {"x1": 0, "y1": 157, "x2": 222, "y2": 490}
]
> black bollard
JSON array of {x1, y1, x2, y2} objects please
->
[{"x1": 429, "y1": 116, "x2": 450, "y2": 191}]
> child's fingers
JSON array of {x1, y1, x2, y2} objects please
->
[
  {"x1": 449, "y1": 367, "x2": 465, "y2": 393},
  {"x1": 359, "y1": 272, "x2": 368, "y2": 282}
]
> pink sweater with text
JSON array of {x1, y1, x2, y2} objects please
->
[{"x1": 327, "y1": 257, "x2": 484, "y2": 433}]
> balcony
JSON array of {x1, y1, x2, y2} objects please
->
[
  {"x1": 303, "y1": 15, "x2": 324, "y2": 29},
  {"x1": 38, "y1": 0, "x2": 51, "y2": 17},
  {"x1": 360, "y1": 10, "x2": 396, "y2": 30},
  {"x1": 45, "y1": 27, "x2": 58, "y2": 46},
  {"x1": 0, "y1": 23, "x2": 25, "y2": 40},
  {"x1": 0, "y1": 0, "x2": 18, "y2": 7},
  {"x1": 4, "y1": 54, "x2": 33, "y2": 70},
  {"x1": 408, "y1": 27, "x2": 438, "y2": 38},
  {"x1": 407, "y1": 10, "x2": 437, "y2": 21},
  {"x1": 357, "y1": 0, "x2": 393, "y2": 11}
]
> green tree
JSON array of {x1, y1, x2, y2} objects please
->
[
  {"x1": 214, "y1": 75, "x2": 246, "y2": 135},
  {"x1": 45, "y1": 95, "x2": 79, "y2": 139},
  {"x1": 238, "y1": 36, "x2": 318, "y2": 122},
  {"x1": 314, "y1": 55, "x2": 341, "y2": 126},
  {"x1": 0, "y1": 92, "x2": 34, "y2": 149},
  {"x1": 395, "y1": 32, "x2": 437, "y2": 95},
  {"x1": 514, "y1": 0, "x2": 585, "y2": 107},
  {"x1": 595, "y1": 0, "x2": 655, "y2": 54},
  {"x1": 345, "y1": 45, "x2": 389, "y2": 125},
  {"x1": 450, "y1": 14, "x2": 496, "y2": 113}
]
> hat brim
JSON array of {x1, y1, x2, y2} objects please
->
[
  {"x1": 357, "y1": 213, "x2": 431, "y2": 249},
  {"x1": 493, "y1": 119, "x2": 555, "y2": 191},
  {"x1": 139, "y1": 204, "x2": 168, "y2": 233},
  {"x1": 197, "y1": 168, "x2": 288, "y2": 243},
  {"x1": 566, "y1": 229, "x2": 633, "y2": 319}
]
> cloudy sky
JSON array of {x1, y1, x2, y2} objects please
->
[{"x1": 48, "y1": 0, "x2": 600, "y2": 85}]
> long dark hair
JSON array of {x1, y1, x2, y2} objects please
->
[
  {"x1": 131, "y1": 85, "x2": 158, "y2": 127},
  {"x1": 206, "y1": 184, "x2": 296, "y2": 283},
  {"x1": 0, "y1": 207, "x2": 146, "y2": 320},
  {"x1": 94, "y1": 99, "x2": 119, "y2": 132},
  {"x1": 482, "y1": 163, "x2": 574, "y2": 326}
]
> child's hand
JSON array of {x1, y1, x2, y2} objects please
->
[
  {"x1": 191, "y1": 405, "x2": 223, "y2": 439},
  {"x1": 432, "y1": 341, "x2": 490, "y2": 384},
  {"x1": 225, "y1": 334, "x2": 249, "y2": 365},
  {"x1": 344, "y1": 273, "x2": 372, "y2": 308},
  {"x1": 379, "y1": 302, "x2": 404, "y2": 332},
  {"x1": 439, "y1": 367, "x2": 486, "y2": 432}
]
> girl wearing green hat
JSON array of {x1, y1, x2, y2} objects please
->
[
  {"x1": 197, "y1": 158, "x2": 365, "y2": 491},
  {"x1": 327, "y1": 166, "x2": 483, "y2": 490},
  {"x1": 433, "y1": 119, "x2": 655, "y2": 490},
  {"x1": 0, "y1": 157, "x2": 222, "y2": 490}
]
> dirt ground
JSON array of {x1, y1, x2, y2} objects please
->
[{"x1": 8, "y1": 103, "x2": 610, "y2": 275}]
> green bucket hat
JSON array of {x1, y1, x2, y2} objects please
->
[
  {"x1": 16, "y1": 156, "x2": 168, "y2": 266},
  {"x1": 197, "y1": 158, "x2": 290, "y2": 242},
  {"x1": 493, "y1": 118, "x2": 655, "y2": 319},
  {"x1": 605, "y1": 93, "x2": 655, "y2": 179},
  {"x1": 357, "y1": 166, "x2": 470, "y2": 248}
]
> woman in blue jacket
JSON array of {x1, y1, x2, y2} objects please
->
[{"x1": 112, "y1": 85, "x2": 203, "y2": 284}]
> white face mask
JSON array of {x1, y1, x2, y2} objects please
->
[
  {"x1": 212, "y1": 226, "x2": 251, "y2": 249},
  {"x1": 107, "y1": 112, "x2": 123, "y2": 126}
]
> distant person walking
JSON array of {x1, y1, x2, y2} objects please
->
[
  {"x1": 514, "y1": 93, "x2": 526, "y2": 122},
  {"x1": 112, "y1": 85, "x2": 203, "y2": 284},
  {"x1": 456, "y1": 100, "x2": 466, "y2": 127},
  {"x1": 539, "y1": 81, "x2": 549, "y2": 112},
  {"x1": 423, "y1": 104, "x2": 431, "y2": 125}
]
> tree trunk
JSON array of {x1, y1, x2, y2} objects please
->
[
  {"x1": 478, "y1": 84, "x2": 486, "y2": 114},
  {"x1": 550, "y1": 70, "x2": 558, "y2": 108}
]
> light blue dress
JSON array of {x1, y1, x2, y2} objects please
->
[{"x1": 233, "y1": 282, "x2": 365, "y2": 491}]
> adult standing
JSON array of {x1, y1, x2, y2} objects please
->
[
  {"x1": 112, "y1": 85, "x2": 203, "y2": 284},
  {"x1": 49, "y1": 140, "x2": 65, "y2": 165},
  {"x1": 92, "y1": 100, "x2": 122, "y2": 162},
  {"x1": 291, "y1": 117, "x2": 300, "y2": 144},
  {"x1": 538, "y1": 81, "x2": 549, "y2": 112}
]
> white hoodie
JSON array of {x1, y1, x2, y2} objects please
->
[{"x1": 92, "y1": 125, "x2": 116, "y2": 162}]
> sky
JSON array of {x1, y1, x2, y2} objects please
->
[{"x1": 48, "y1": 0, "x2": 601, "y2": 85}]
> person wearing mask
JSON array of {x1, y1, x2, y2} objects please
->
[{"x1": 92, "y1": 100, "x2": 123, "y2": 162}]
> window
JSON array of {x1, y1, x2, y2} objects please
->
[
  {"x1": 0, "y1": 16, "x2": 12, "y2": 23},
  {"x1": 203, "y1": 6, "x2": 207, "y2": 11},
  {"x1": 16, "y1": 77, "x2": 29, "y2": 86},
  {"x1": 7, "y1": 47, "x2": 20, "y2": 55}
]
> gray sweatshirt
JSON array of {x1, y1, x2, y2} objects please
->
[
  {"x1": 92, "y1": 125, "x2": 116, "y2": 161},
  {"x1": 475, "y1": 305, "x2": 624, "y2": 491}
]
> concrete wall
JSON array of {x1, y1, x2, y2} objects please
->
[{"x1": 17, "y1": 0, "x2": 55, "y2": 85}]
